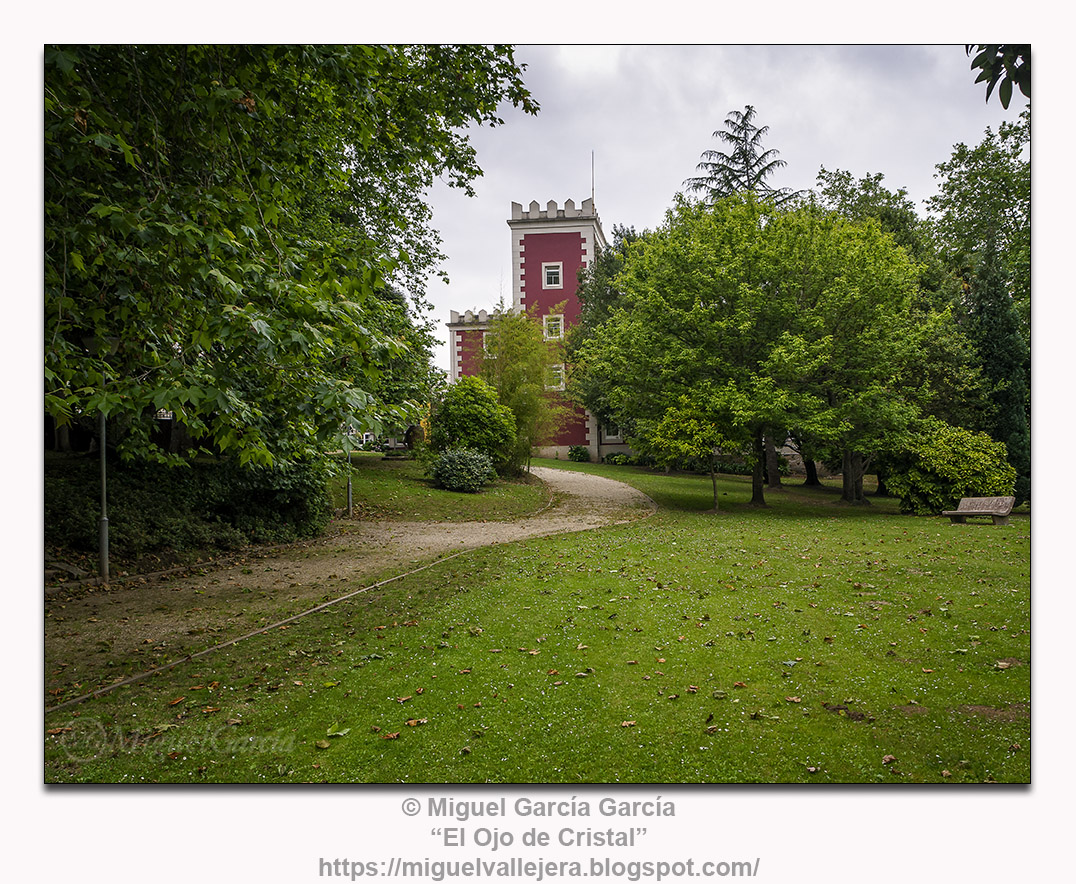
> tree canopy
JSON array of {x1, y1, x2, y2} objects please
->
[
  {"x1": 45, "y1": 44, "x2": 537, "y2": 467},
  {"x1": 571, "y1": 195, "x2": 929, "y2": 506}
]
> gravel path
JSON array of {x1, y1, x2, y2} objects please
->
[{"x1": 44, "y1": 468, "x2": 655, "y2": 703}]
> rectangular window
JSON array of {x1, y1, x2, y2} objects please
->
[
  {"x1": 543, "y1": 313, "x2": 564, "y2": 340},
  {"x1": 546, "y1": 363, "x2": 566, "y2": 391},
  {"x1": 482, "y1": 331, "x2": 496, "y2": 358},
  {"x1": 542, "y1": 262, "x2": 563, "y2": 289}
]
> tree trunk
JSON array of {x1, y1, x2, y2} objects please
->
[
  {"x1": 803, "y1": 457, "x2": 820, "y2": 487},
  {"x1": 874, "y1": 471, "x2": 889, "y2": 497},
  {"x1": 55, "y1": 422, "x2": 71, "y2": 452},
  {"x1": 841, "y1": 449, "x2": 869, "y2": 505},
  {"x1": 169, "y1": 420, "x2": 192, "y2": 455},
  {"x1": 764, "y1": 435, "x2": 783, "y2": 488},
  {"x1": 709, "y1": 452, "x2": 720, "y2": 512},
  {"x1": 750, "y1": 431, "x2": 767, "y2": 506}
]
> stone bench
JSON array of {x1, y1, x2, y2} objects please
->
[{"x1": 942, "y1": 496, "x2": 1016, "y2": 526}]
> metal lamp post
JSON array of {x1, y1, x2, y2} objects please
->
[{"x1": 84, "y1": 335, "x2": 116, "y2": 584}]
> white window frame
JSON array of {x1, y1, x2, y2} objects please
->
[
  {"x1": 482, "y1": 330, "x2": 496, "y2": 357},
  {"x1": 546, "y1": 363, "x2": 566, "y2": 391},
  {"x1": 543, "y1": 313, "x2": 565, "y2": 340},
  {"x1": 542, "y1": 262, "x2": 563, "y2": 289}
]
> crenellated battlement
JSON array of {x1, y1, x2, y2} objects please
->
[
  {"x1": 448, "y1": 308, "x2": 490, "y2": 326},
  {"x1": 510, "y1": 198, "x2": 597, "y2": 221}
]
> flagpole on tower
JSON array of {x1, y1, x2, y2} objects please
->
[{"x1": 591, "y1": 150, "x2": 595, "y2": 203}]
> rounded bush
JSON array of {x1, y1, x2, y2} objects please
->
[
  {"x1": 429, "y1": 377, "x2": 516, "y2": 473},
  {"x1": 568, "y1": 445, "x2": 591, "y2": 462},
  {"x1": 431, "y1": 449, "x2": 497, "y2": 493},
  {"x1": 885, "y1": 417, "x2": 1017, "y2": 515}
]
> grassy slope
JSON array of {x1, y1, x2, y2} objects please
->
[{"x1": 45, "y1": 460, "x2": 1030, "y2": 784}]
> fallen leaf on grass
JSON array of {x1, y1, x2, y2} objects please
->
[
  {"x1": 687, "y1": 685, "x2": 699, "y2": 693},
  {"x1": 785, "y1": 697, "x2": 802, "y2": 703},
  {"x1": 46, "y1": 727, "x2": 73, "y2": 736},
  {"x1": 381, "y1": 732, "x2": 400, "y2": 740},
  {"x1": 202, "y1": 706, "x2": 221, "y2": 714},
  {"x1": 396, "y1": 695, "x2": 412, "y2": 703},
  {"x1": 733, "y1": 682, "x2": 747, "y2": 688},
  {"x1": 315, "y1": 739, "x2": 331, "y2": 749},
  {"x1": 406, "y1": 718, "x2": 428, "y2": 727},
  {"x1": 326, "y1": 723, "x2": 351, "y2": 737},
  {"x1": 168, "y1": 697, "x2": 186, "y2": 706},
  {"x1": 621, "y1": 721, "x2": 636, "y2": 728},
  {"x1": 882, "y1": 754, "x2": 897, "y2": 765}
]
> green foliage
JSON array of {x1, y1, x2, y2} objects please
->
[
  {"x1": 572, "y1": 195, "x2": 924, "y2": 506},
  {"x1": 44, "y1": 455, "x2": 331, "y2": 558},
  {"x1": 928, "y1": 108, "x2": 1030, "y2": 339},
  {"x1": 429, "y1": 449, "x2": 497, "y2": 493},
  {"x1": 567, "y1": 445, "x2": 591, "y2": 462},
  {"x1": 884, "y1": 418, "x2": 1016, "y2": 515},
  {"x1": 966, "y1": 240, "x2": 1031, "y2": 503},
  {"x1": 683, "y1": 105, "x2": 800, "y2": 205},
  {"x1": 44, "y1": 45, "x2": 536, "y2": 468},
  {"x1": 428, "y1": 376, "x2": 516, "y2": 473},
  {"x1": 480, "y1": 305, "x2": 566, "y2": 475},
  {"x1": 966, "y1": 45, "x2": 1030, "y2": 109}
]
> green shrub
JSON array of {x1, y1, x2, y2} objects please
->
[
  {"x1": 429, "y1": 377, "x2": 516, "y2": 473},
  {"x1": 568, "y1": 445, "x2": 591, "y2": 462},
  {"x1": 430, "y1": 449, "x2": 497, "y2": 493},
  {"x1": 884, "y1": 418, "x2": 1017, "y2": 515},
  {"x1": 603, "y1": 453, "x2": 631, "y2": 466},
  {"x1": 44, "y1": 454, "x2": 332, "y2": 557}
]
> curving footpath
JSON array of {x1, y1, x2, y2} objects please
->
[{"x1": 44, "y1": 468, "x2": 655, "y2": 710}]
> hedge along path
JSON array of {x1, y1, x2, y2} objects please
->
[{"x1": 44, "y1": 466, "x2": 656, "y2": 715}]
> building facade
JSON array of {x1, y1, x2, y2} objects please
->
[{"x1": 447, "y1": 198, "x2": 630, "y2": 461}]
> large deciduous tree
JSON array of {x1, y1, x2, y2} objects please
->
[
  {"x1": 45, "y1": 44, "x2": 536, "y2": 467},
  {"x1": 572, "y1": 195, "x2": 925, "y2": 506}
]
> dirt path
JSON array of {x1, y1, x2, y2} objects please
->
[{"x1": 45, "y1": 467, "x2": 655, "y2": 705}]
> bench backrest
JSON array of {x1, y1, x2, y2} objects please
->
[{"x1": 957, "y1": 496, "x2": 1015, "y2": 514}]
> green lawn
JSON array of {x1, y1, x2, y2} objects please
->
[
  {"x1": 328, "y1": 451, "x2": 551, "y2": 522},
  {"x1": 45, "y1": 460, "x2": 1030, "y2": 783}
]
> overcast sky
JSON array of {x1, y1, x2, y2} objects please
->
[{"x1": 422, "y1": 44, "x2": 1026, "y2": 371}]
